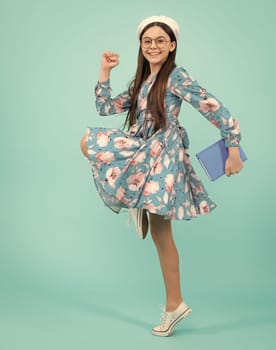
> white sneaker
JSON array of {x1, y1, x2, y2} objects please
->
[
  {"x1": 152, "y1": 301, "x2": 192, "y2": 337},
  {"x1": 128, "y1": 208, "x2": 148, "y2": 239}
]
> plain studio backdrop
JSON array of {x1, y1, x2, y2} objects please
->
[{"x1": 0, "y1": 0, "x2": 275, "y2": 349}]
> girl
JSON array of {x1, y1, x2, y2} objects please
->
[{"x1": 80, "y1": 15, "x2": 243, "y2": 337}]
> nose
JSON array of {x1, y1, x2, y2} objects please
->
[{"x1": 150, "y1": 39, "x2": 157, "y2": 48}]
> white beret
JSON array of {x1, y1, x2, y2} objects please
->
[{"x1": 137, "y1": 15, "x2": 180, "y2": 40}]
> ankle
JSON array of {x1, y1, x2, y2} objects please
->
[{"x1": 165, "y1": 299, "x2": 184, "y2": 312}]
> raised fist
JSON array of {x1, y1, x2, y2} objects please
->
[{"x1": 101, "y1": 51, "x2": 120, "y2": 70}]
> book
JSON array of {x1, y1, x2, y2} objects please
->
[{"x1": 195, "y1": 139, "x2": 248, "y2": 181}]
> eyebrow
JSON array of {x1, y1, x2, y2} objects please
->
[{"x1": 142, "y1": 36, "x2": 166, "y2": 40}]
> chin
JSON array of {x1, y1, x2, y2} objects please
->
[{"x1": 147, "y1": 56, "x2": 163, "y2": 63}]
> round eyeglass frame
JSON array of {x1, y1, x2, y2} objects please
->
[{"x1": 140, "y1": 37, "x2": 171, "y2": 49}]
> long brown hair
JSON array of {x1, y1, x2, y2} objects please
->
[{"x1": 124, "y1": 22, "x2": 177, "y2": 131}]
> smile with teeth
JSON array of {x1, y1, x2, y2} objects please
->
[{"x1": 148, "y1": 52, "x2": 161, "y2": 56}]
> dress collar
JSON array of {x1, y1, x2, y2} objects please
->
[{"x1": 145, "y1": 72, "x2": 158, "y2": 84}]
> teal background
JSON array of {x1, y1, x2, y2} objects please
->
[{"x1": 1, "y1": 0, "x2": 276, "y2": 349}]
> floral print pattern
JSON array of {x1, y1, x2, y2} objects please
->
[{"x1": 83, "y1": 66, "x2": 241, "y2": 220}]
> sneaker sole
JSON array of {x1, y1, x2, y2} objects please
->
[{"x1": 151, "y1": 306, "x2": 192, "y2": 337}]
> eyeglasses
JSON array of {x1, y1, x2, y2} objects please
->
[{"x1": 141, "y1": 37, "x2": 171, "y2": 49}]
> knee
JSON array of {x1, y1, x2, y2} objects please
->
[{"x1": 80, "y1": 134, "x2": 88, "y2": 157}]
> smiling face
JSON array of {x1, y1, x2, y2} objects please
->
[{"x1": 140, "y1": 25, "x2": 176, "y2": 73}]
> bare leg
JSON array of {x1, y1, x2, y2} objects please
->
[
  {"x1": 80, "y1": 134, "x2": 89, "y2": 158},
  {"x1": 149, "y1": 213, "x2": 184, "y2": 312}
]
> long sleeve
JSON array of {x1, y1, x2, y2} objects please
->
[
  {"x1": 170, "y1": 67, "x2": 241, "y2": 147},
  {"x1": 95, "y1": 80, "x2": 131, "y2": 116}
]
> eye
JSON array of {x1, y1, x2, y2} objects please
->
[
  {"x1": 142, "y1": 38, "x2": 151, "y2": 45},
  {"x1": 157, "y1": 38, "x2": 166, "y2": 45}
]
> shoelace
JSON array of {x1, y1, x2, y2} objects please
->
[
  {"x1": 127, "y1": 209, "x2": 135, "y2": 226},
  {"x1": 127, "y1": 208, "x2": 141, "y2": 227},
  {"x1": 117, "y1": 208, "x2": 132, "y2": 227},
  {"x1": 127, "y1": 211, "x2": 132, "y2": 226},
  {"x1": 159, "y1": 304, "x2": 171, "y2": 326}
]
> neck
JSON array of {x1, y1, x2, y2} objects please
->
[{"x1": 149, "y1": 63, "x2": 162, "y2": 75}]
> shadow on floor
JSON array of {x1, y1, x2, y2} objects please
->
[
  {"x1": 44, "y1": 290, "x2": 276, "y2": 335},
  {"x1": 75, "y1": 300, "x2": 153, "y2": 330},
  {"x1": 174, "y1": 311, "x2": 276, "y2": 337},
  {"x1": 7, "y1": 285, "x2": 276, "y2": 336}
]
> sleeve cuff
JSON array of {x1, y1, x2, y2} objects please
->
[
  {"x1": 224, "y1": 140, "x2": 240, "y2": 147},
  {"x1": 96, "y1": 79, "x2": 110, "y2": 87}
]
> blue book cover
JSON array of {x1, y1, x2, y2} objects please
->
[{"x1": 196, "y1": 139, "x2": 248, "y2": 181}]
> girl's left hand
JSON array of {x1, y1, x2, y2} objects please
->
[{"x1": 225, "y1": 147, "x2": 244, "y2": 177}]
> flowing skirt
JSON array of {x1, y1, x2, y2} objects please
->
[{"x1": 84, "y1": 119, "x2": 216, "y2": 220}]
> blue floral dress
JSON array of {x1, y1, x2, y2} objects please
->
[{"x1": 84, "y1": 66, "x2": 241, "y2": 220}]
